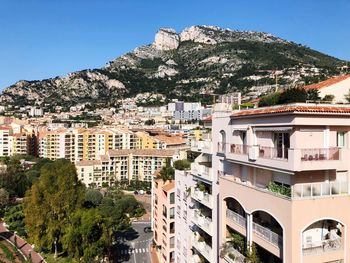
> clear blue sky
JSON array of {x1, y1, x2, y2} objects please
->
[{"x1": 1, "y1": 0, "x2": 349, "y2": 89}]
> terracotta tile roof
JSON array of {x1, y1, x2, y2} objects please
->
[
  {"x1": 162, "y1": 181, "x2": 175, "y2": 192},
  {"x1": 75, "y1": 160, "x2": 101, "y2": 166},
  {"x1": 154, "y1": 135, "x2": 186, "y2": 145},
  {"x1": 0, "y1": 126, "x2": 10, "y2": 131},
  {"x1": 231, "y1": 104, "x2": 350, "y2": 118},
  {"x1": 304, "y1": 74, "x2": 350, "y2": 90},
  {"x1": 108, "y1": 149, "x2": 175, "y2": 157}
]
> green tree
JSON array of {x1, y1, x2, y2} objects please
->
[
  {"x1": 173, "y1": 159, "x2": 191, "y2": 170},
  {"x1": 322, "y1": 94, "x2": 335, "y2": 103},
  {"x1": 62, "y1": 208, "x2": 110, "y2": 262},
  {"x1": 277, "y1": 87, "x2": 307, "y2": 104},
  {"x1": 23, "y1": 159, "x2": 85, "y2": 256},
  {"x1": 0, "y1": 188, "x2": 9, "y2": 208},
  {"x1": 258, "y1": 92, "x2": 280, "y2": 107},
  {"x1": 4, "y1": 204, "x2": 26, "y2": 237},
  {"x1": 306, "y1": 88, "x2": 320, "y2": 101},
  {"x1": 98, "y1": 197, "x2": 130, "y2": 232},
  {"x1": 84, "y1": 189, "x2": 103, "y2": 208}
]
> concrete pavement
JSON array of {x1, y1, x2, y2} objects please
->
[{"x1": 114, "y1": 221, "x2": 153, "y2": 263}]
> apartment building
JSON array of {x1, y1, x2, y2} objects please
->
[
  {"x1": 76, "y1": 149, "x2": 175, "y2": 187},
  {"x1": 189, "y1": 134, "x2": 218, "y2": 263},
  {"x1": 38, "y1": 127, "x2": 140, "y2": 162},
  {"x1": 153, "y1": 178, "x2": 176, "y2": 263},
  {"x1": 174, "y1": 169, "x2": 195, "y2": 263},
  {"x1": 213, "y1": 103, "x2": 350, "y2": 263},
  {"x1": 0, "y1": 127, "x2": 11, "y2": 156}
]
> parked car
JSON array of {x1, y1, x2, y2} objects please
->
[
  {"x1": 146, "y1": 190, "x2": 151, "y2": 195},
  {"x1": 134, "y1": 191, "x2": 138, "y2": 195},
  {"x1": 144, "y1": 226, "x2": 152, "y2": 233}
]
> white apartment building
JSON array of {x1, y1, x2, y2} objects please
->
[{"x1": 76, "y1": 149, "x2": 175, "y2": 187}]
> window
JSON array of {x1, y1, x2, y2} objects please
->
[
  {"x1": 337, "y1": 132, "x2": 346, "y2": 147},
  {"x1": 169, "y1": 192, "x2": 175, "y2": 204},
  {"x1": 169, "y1": 207, "x2": 175, "y2": 219}
]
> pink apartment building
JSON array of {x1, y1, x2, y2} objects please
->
[
  {"x1": 153, "y1": 178, "x2": 176, "y2": 263},
  {"x1": 213, "y1": 103, "x2": 350, "y2": 263}
]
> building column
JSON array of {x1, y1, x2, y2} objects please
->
[
  {"x1": 323, "y1": 126, "x2": 330, "y2": 148},
  {"x1": 246, "y1": 213, "x2": 253, "y2": 252}
]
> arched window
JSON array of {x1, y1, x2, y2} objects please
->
[{"x1": 219, "y1": 130, "x2": 226, "y2": 152}]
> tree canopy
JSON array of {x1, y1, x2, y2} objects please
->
[{"x1": 24, "y1": 159, "x2": 85, "y2": 256}]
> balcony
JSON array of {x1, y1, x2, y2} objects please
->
[
  {"x1": 191, "y1": 140, "x2": 212, "y2": 154},
  {"x1": 193, "y1": 209, "x2": 213, "y2": 235},
  {"x1": 303, "y1": 238, "x2": 342, "y2": 256},
  {"x1": 222, "y1": 143, "x2": 348, "y2": 172},
  {"x1": 191, "y1": 187, "x2": 213, "y2": 209},
  {"x1": 192, "y1": 235, "x2": 212, "y2": 262},
  {"x1": 226, "y1": 209, "x2": 246, "y2": 229},
  {"x1": 253, "y1": 222, "x2": 282, "y2": 247},
  {"x1": 191, "y1": 162, "x2": 213, "y2": 181}
]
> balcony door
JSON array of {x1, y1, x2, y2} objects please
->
[{"x1": 274, "y1": 132, "x2": 290, "y2": 158}]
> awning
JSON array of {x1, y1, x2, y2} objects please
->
[
  {"x1": 253, "y1": 126, "x2": 293, "y2": 132},
  {"x1": 232, "y1": 127, "x2": 248, "y2": 131}
]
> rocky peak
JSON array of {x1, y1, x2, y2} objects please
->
[{"x1": 153, "y1": 28, "x2": 180, "y2": 51}]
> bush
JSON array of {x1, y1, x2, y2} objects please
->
[
  {"x1": 278, "y1": 87, "x2": 307, "y2": 104},
  {"x1": 267, "y1": 181, "x2": 291, "y2": 197},
  {"x1": 173, "y1": 160, "x2": 191, "y2": 170},
  {"x1": 258, "y1": 93, "x2": 280, "y2": 107},
  {"x1": 84, "y1": 189, "x2": 103, "y2": 208}
]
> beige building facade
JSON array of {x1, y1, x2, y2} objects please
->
[{"x1": 213, "y1": 103, "x2": 350, "y2": 263}]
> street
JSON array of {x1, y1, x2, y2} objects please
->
[{"x1": 114, "y1": 221, "x2": 153, "y2": 263}]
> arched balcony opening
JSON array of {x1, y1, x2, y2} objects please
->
[
  {"x1": 302, "y1": 219, "x2": 343, "y2": 256},
  {"x1": 224, "y1": 197, "x2": 246, "y2": 230},
  {"x1": 252, "y1": 210, "x2": 283, "y2": 247}
]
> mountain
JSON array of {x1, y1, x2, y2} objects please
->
[{"x1": 0, "y1": 25, "x2": 346, "y2": 108}]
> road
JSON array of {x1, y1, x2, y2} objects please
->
[{"x1": 114, "y1": 221, "x2": 153, "y2": 263}]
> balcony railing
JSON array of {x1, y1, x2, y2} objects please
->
[
  {"x1": 193, "y1": 209, "x2": 213, "y2": 234},
  {"x1": 226, "y1": 209, "x2": 246, "y2": 228},
  {"x1": 192, "y1": 236, "x2": 212, "y2": 261},
  {"x1": 303, "y1": 238, "x2": 342, "y2": 256},
  {"x1": 292, "y1": 181, "x2": 348, "y2": 198},
  {"x1": 301, "y1": 147, "x2": 339, "y2": 161},
  {"x1": 229, "y1": 144, "x2": 249, "y2": 155},
  {"x1": 192, "y1": 187, "x2": 213, "y2": 208},
  {"x1": 259, "y1": 146, "x2": 288, "y2": 160},
  {"x1": 253, "y1": 222, "x2": 282, "y2": 247}
]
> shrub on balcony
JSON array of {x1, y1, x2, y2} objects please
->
[
  {"x1": 198, "y1": 236, "x2": 205, "y2": 243},
  {"x1": 230, "y1": 233, "x2": 245, "y2": 254},
  {"x1": 267, "y1": 181, "x2": 291, "y2": 197},
  {"x1": 197, "y1": 182, "x2": 206, "y2": 192},
  {"x1": 174, "y1": 159, "x2": 191, "y2": 170},
  {"x1": 246, "y1": 244, "x2": 261, "y2": 263}
]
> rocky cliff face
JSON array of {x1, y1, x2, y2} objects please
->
[{"x1": 0, "y1": 26, "x2": 345, "y2": 107}]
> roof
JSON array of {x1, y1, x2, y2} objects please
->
[
  {"x1": 162, "y1": 181, "x2": 175, "y2": 192},
  {"x1": 231, "y1": 103, "x2": 350, "y2": 118},
  {"x1": 304, "y1": 74, "x2": 350, "y2": 90},
  {"x1": 0, "y1": 126, "x2": 10, "y2": 131},
  {"x1": 75, "y1": 160, "x2": 101, "y2": 166},
  {"x1": 108, "y1": 149, "x2": 175, "y2": 157},
  {"x1": 154, "y1": 135, "x2": 186, "y2": 145}
]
